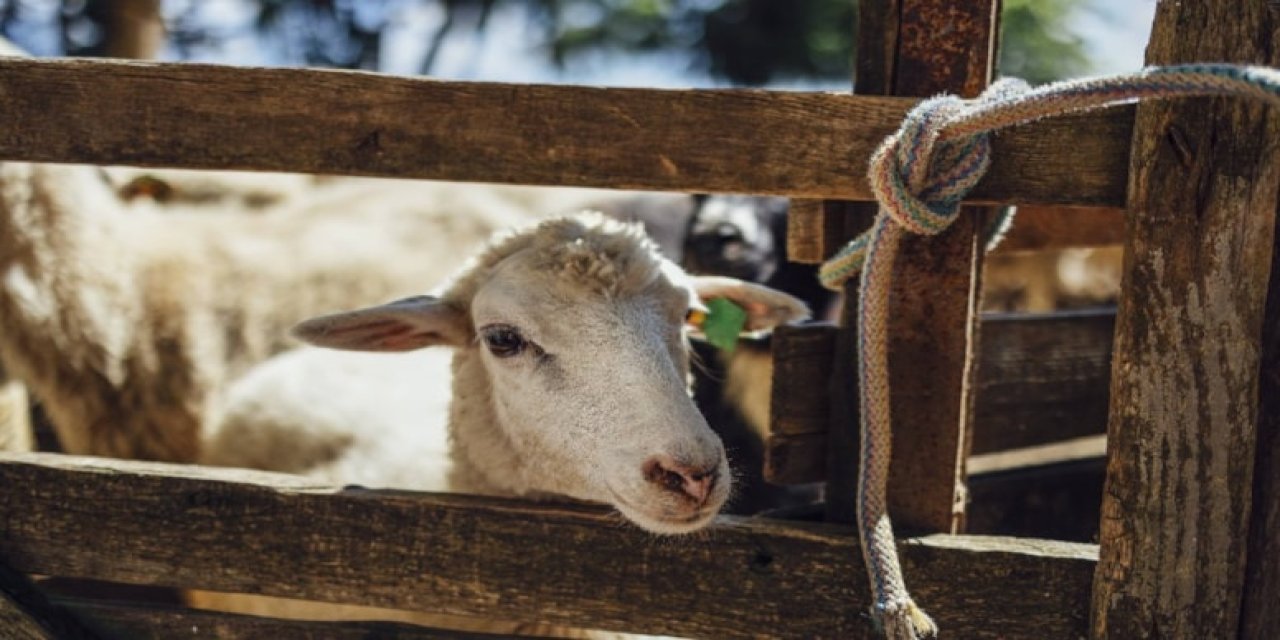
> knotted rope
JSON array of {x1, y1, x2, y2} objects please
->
[{"x1": 819, "y1": 63, "x2": 1280, "y2": 639}]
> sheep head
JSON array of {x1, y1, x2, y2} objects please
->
[{"x1": 292, "y1": 213, "x2": 807, "y2": 534}]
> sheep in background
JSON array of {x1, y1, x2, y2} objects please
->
[
  {"x1": 0, "y1": 362, "x2": 30, "y2": 452},
  {"x1": 191, "y1": 213, "x2": 808, "y2": 635},
  {"x1": 982, "y1": 246, "x2": 1123, "y2": 312},
  {"x1": 102, "y1": 166, "x2": 321, "y2": 210},
  {"x1": 0, "y1": 162, "x2": 605, "y2": 461},
  {"x1": 681, "y1": 195, "x2": 831, "y2": 515}
]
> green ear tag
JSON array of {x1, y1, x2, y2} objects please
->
[{"x1": 703, "y1": 298, "x2": 748, "y2": 352}]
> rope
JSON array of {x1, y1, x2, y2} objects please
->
[{"x1": 821, "y1": 63, "x2": 1280, "y2": 639}]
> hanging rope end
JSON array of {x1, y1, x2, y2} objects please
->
[{"x1": 874, "y1": 599, "x2": 937, "y2": 640}]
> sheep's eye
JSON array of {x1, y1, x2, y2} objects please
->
[
  {"x1": 482, "y1": 325, "x2": 526, "y2": 358},
  {"x1": 685, "y1": 308, "x2": 707, "y2": 328}
]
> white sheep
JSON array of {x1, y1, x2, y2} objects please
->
[
  {"x1": 983, "y1": 246, "x2": 1123, "y2": 312},
  {"x1": 0, "y1": 162, "x2": 550, "y2": 461},
  {"x1": 191, "y1": 213, "x2": 808, "y2": 634}
]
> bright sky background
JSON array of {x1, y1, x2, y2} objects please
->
[
  {"x1": 149, "y1": 0, "x2": 1161, "y2": 90},
  {"x1": 0, "y1": 0, "x2": 1159, "y2": 89}
]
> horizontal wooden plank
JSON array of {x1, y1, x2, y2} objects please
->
[
  {"x1": 0, "y1": 560, "x2": 99, "y2": 640},
  {"x1": 53, "y1": 596, "x2": 518, "y2": 640},
  {"x1": 973, "y1": 309, "x2": 1114, "y2": 454},
  {"x1": 992, "y1": 206, "x2": 1125, "y2": 253},
  {"x1": 0, "y1": 57, "x2": 1131, "y2": 206},
  {"x1": 765, "y1": 309, "x2": 1114, "y2": 482},
  {"x1": 968, "y1": 434, "x2": 1107, "y2": 476},
  {"x1": 967, "y1": 444, "x2": 1105, "y2": 543},
  {"x1": 0, "y1": 453, "x2": 1096, "y2": 639}
]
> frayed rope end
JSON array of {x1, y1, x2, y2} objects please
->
[{"x1": 874, "y1": 599, "x2": 937, "y2": 640}]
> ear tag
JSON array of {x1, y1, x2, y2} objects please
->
[{"x1": 702, "y1": 297, "x2": 747, "y2": 352}]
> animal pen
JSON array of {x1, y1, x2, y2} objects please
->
[{"x1": 0, "y1": 0, "x2": 1276, "y2": 637}]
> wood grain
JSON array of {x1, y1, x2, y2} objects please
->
[
  {"x1": 790, "y1": 205, "x2": 1126, "y2": 264},
  {"x1": 992, "y1": 207, "x2": 1125, "y2": 254},
  {"x1": 0, "y1": 57, "x2": 1132, "y2": 206},
  {"x1": 819, "y1": 0, "x2": 1001, "y2": 533},
  {"x1": 1240, "y1": 156, "x2": 1280, "y2": 640},
  {"x1": 56, "y1": 596, "x2": 519, "y2": 640},
  {"x1": 1091, "y1": 0, "x2": 1280, "y2": 637},
  {"x1": 973, "y1": 310, "x2": 1114, "y2": 455},
  {"x1": 0, "y1": 453, "x2": 1097, "y2": 639},
  {"x1": 767, "y1": 311, "x2": 1115, "y2": 483},
  {"x1": 0, "y1": 560, "x2": 100, "y2": 640}
]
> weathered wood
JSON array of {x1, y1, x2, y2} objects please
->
[
  {"x1": 0, "y1": 591, "x2": 58, "y2": 640},
  {"x1": 992, "y1": 206, "x2": 1125, "y2": 253},
  {"x1": 0, "y1": 560, "x2": 100, "y2": 640},
  {"x1": 967, "y1": 440, "x2": 1106, "y2": 544},
  {"x1": 0, "y1": 57, "x2": 1133, "y2": 206},
  {"x1": 767, "y1": 311, "x2": 1115, "y2": 483},
  {"x1": 822, "y1": 0, "x2": 1002, "y2": 533},
  {"x1": 1240, "y1": 198, "x2": 1280, "y2": 638},
  {"x1": 769, "y1": 323, "x2": 839, "y2": 439},
  {"x1": 102, "y1": 0, "x2": 164, "y2": 60},
  {"x1": 784, "y1": 199, "x2": 842, "y2": 263},
  {"x1": 0, "y1": 453, "x2": 1097, "y2": 639},
  {"x1": 55, "y1": 596, "x2": 520, "y2": 640},
  {"x1": 973, "y1": 310, "x2": 1114, "y2": 455},
  {"x1": 822, "y1": 205, "x2": 871, "y2": 523},
  {"x1": 968, "y1": 434, "x2": 1107, "y2": 477},
  {"x1": 791, "y1": 205, "x2": 1126, "y2": 264},
  {"x1": 1091, "y1": 1, "x2": 1280, "y2": 637}
]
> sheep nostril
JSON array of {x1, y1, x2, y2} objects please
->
[{"x1": 643, "y1": 457, "x2": 719, "y2": 504}]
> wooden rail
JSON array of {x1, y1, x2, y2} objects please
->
[
  {"x1": 0, "y1": 453, "x2": 1096, "y2": 639},
  {"x1": 0, "y1": 57, "x2": 1134, "y2": 207},
  {"x1": 767, "y1": 309, "x2": 1115, "y2": 484}
]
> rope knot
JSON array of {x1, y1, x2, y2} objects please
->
[
  {"x1": 819, "y1": 79, "x2": 1030, "y2": 291},
  {"x1": 868, "y1": 95, "x2": 990, "y2": 237}
]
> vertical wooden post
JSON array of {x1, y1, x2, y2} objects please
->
[
  {"x1": 1240, "y1": 216, "x2": 1280, "y2": 639},
  {"x1": 825, "y1": 0, "x2": 998, "y2": 532},
  {"x1": 1091, "y1": 1, "x2": 1280, "y2": 637}
]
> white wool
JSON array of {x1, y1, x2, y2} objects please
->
[{"x1": 206, "y1": 347, "x2": 454, "y2": 491}]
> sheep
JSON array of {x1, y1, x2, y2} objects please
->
[
  {"x1": 101, "y1": 166, "x2": 321, "y2": 210},
  {"x1": 0, "y1": 362, "x2": 30, "y2": 452},
  {"x1": 0, "y1": 162, "x2": 558, "y2": 462},
  {"x1": 574, "y1": 193, "x2": 830, "y2": 515},
  {"x1": 982, "y1": 246, "x2": 1123, "y2": 312},
  {"x1": 679, "y1": 195, "x2": 832, "y2": 515},
  {"x1": 189, "y1": 213, "x2": 807, "y2": 634}
]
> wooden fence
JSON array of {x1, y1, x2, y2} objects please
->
[{"x1": 0, "y1": 0, "x2": 1276, "y2": 638}]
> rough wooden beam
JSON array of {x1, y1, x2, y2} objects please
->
[
  {"x1": 819, "y1": 0, "x2": 1000, "y2": 532},
  {"x1": 54, "y1": 596, "x2": 519, "y2": 640},
  {"x1": 973, "y1": 309, "x2": 1114, "y2": 454},
  {"x1": 791, "y1": 205, "x2": 1126, "y2": 265},
  {"x1": 0, "y1": 560, "x2": 100, "y2": 640},
  {"x1": 1240, "y1": 197, "x2": 1280, "y2": 640},
  {"x1": 768, "y1": 310, "x2": 1115, "y2": 483},
  {"x1": 1091, "y1": 1, "x2": 1280, "y2": 637},
  {"x1": 967, "y1": 442, "x2": 1106, "y2": 543},
  {"x1": 0, "y1": 57, "x2": 1131, "y2": 206},
  {"x1": 991, "y1": 206, "x2": 1124, "y2": 254},
  {"x1": 0, "y1": 453, "x2": 1096, "y2": 639}
]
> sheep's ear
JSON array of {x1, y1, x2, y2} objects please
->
[
  {"x1": 291, "y1": 295, "x2": 470, "y2": 352},
  {"x1": 689, "y1": 276, "x2": 810, "y2": 332}
]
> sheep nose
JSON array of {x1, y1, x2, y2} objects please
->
[{"x1": 643, "y1": 456, "x2": 719, "y2": 504}]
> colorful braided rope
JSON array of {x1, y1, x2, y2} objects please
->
[{"x1": 820, "y1": 64, "x2": 1280, "y2": 639}]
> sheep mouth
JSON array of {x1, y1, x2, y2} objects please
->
[{"x1": 606, "y1": 485, "x2": 721, "y2": 535}]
